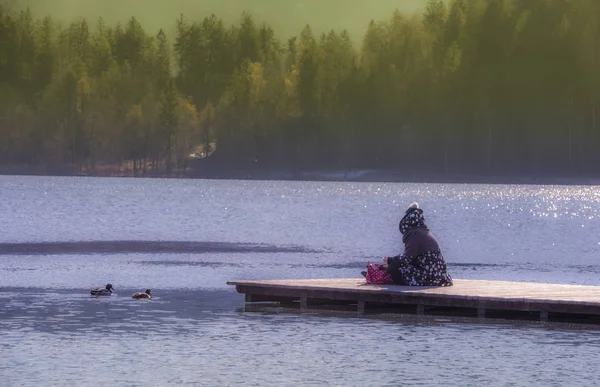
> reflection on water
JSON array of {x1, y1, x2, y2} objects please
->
[{"x1": 0, "y1": 288, "x2": 238, "y2": 336}]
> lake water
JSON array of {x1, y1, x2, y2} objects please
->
[{"x1": 1, "y1": 175, "x2": 600, "y2": 386}]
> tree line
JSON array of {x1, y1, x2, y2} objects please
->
[{"x1": 1, "y1": 0, "x2": 599, "y2": 177}]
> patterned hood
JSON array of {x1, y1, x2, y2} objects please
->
[{"x1": 399, "y1": 205, "x2": 426, "y2": 235}]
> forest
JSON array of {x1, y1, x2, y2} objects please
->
[
  {"x1": 0, "y1": 0, "x2": 599, "y2": 178},
  {"x1": 11, "y1": 0, "x2": 425, "y2": 42}
]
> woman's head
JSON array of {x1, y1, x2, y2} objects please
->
[{"x1": 399, "y1": 202, "x2": 426, "y2": 234}]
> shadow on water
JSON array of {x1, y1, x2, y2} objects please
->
[
  {"x1": 3, "y1": 284, "x2": 600, "y2": 347},
  {"x1": 0, "y1": 240, "x2": 322, "y2": 256},
  {"x1": 0, "y1": 287, "x2": 245, "y2": 336},
  {"x1": 238, "y1": 303, "x2": 600, "y2": 333}
]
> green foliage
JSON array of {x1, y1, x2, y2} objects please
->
[{"x1": 1, "y1": 0, "x2": 600, "y2": 177}]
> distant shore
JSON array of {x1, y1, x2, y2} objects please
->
[
  {"x1": 191, "y1": 169, "x2": 600, "y2": 186},
  {"x1": 1, "y1": 164, "x2": 600, "y2": 186}
]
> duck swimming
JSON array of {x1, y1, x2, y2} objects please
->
[
  {"x1": 132, "y1": 289, "x2": 152, "y2": 299},
  {"x1": 90, "y1": 283, "x2": 114, "y2": 296}
]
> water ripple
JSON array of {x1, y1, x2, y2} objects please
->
[{"x1": 2, "y1": 176, "x2": 600, "y2": 385}]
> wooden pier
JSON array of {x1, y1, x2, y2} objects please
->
[{"x1": 227, "y1": 278, "x2": 600, "y2": 325}]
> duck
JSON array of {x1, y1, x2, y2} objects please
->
[
  {"x1": 90, "y1": 283, "x2": 114, "y2": 296},
  {"x1": 132, "y1": 289, "x2": 152, "y2": 299}
]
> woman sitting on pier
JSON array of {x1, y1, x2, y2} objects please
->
[{"x1": 384, "y1": 202, "x2": 453, "y2": 286}]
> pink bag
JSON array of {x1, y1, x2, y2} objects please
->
[{"x1": 365, "y1": 262, "x2": 393, "y2": 284}]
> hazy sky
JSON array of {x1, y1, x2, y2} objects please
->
[{"x1": 10, "y1": 0, "x2": 426, "y2": 40}]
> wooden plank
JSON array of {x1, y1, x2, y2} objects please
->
[
  {"x1": 477, "y1": 307, "x2": 485, "y2": 318},
  {"x1": 357, "y1": 301, "x2": 365, "y2": 314},
  {"x1": 227, "y1": 278, "x2": 600, "y2": 320},
  {"x1": 228, "y1": 278, "x2": 600, "y2": 304}
]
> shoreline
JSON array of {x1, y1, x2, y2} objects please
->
[{"x1": 1, "y1": 166, "x2": 600, "y2": 186}]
